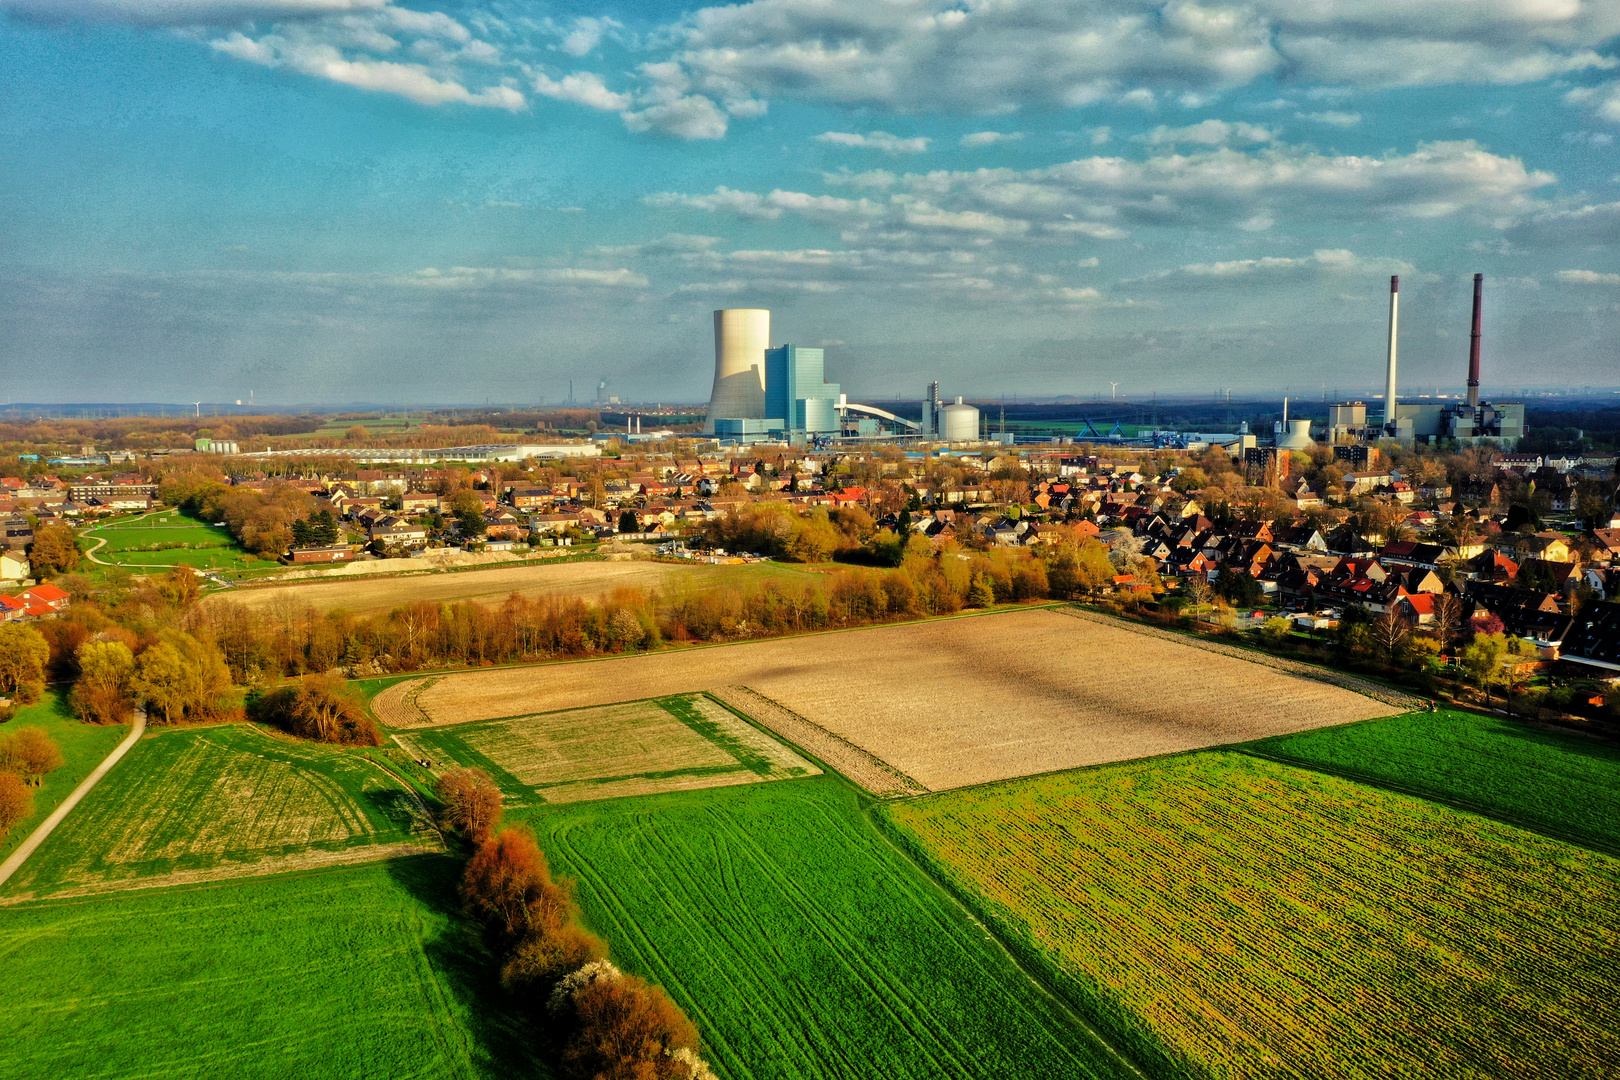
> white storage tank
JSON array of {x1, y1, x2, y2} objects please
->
[{"x1": 939, "y1": 396, "x2": 980, "y2": 442}]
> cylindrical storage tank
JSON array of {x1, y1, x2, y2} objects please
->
[
  {"x1": 1277, "y1": 418, "x2": 1314, "y2": 450},
  {"x1": 939, "y1": 396, "x2": 979, "y2": 442},
  {"x1": 706, "y1": 309, "x2": 770, "y2": 432}
]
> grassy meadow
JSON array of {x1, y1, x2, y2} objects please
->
[
  {"x1": 2, "y1": 724, "x2": 434, "y2": 899},
  {"x1": 882, "y1": 751, "x2": 1620, "y2": 1080},
  {"x1": 0, "y1": 857, "x2": 532, "y2": 1080},
  {"x1": 0, "y1": 691, "x2": 129, "y2": 863},
  {"x1": 1247, "y1": 709, "x2": 1620, "y2": 853},
  {"x1": 86, "y1": 510, "x2": 278, "y2": 572},
  {"x1": 524, "y1": 776, "x2": 1133, "y2": 1080}
]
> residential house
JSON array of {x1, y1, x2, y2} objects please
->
[{"x1": 1561, "y1": 600, "x2": 1620, "y2": 678}]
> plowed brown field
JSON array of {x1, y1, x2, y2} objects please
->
[{"x1": 374, "y1": 608, "x2": 1390, "y2": 790}]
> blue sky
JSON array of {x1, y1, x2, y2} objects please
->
[{"x1": 2, "y1": 0, "x2": 1618, "y2": 407}]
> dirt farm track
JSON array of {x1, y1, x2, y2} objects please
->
[{"x1": 375, "y1": 608, "x2": 1394, "y2": 791}]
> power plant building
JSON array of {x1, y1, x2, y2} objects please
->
[
  {"x1": 939, "y1": 397, "x2": 980, "y2": 442},
  {"x1": 704, "y1": 309, "x2": 771, "y2": 434},
  {"x1": 765, "y1": 344, "x2": 841, "y2": 437}
]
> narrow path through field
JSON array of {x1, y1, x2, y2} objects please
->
[{"x1": 0, "y1": 709, "x2": 147, "y2": 888}]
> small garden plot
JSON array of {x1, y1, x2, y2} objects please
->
[
  {"x1": 408, "y1": 694, "x2": 818, "y2": 804},
  {"x1": 2, "y1": 725, "x2": 434, "y2": 899}
]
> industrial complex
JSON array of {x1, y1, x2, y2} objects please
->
[{"x1": 703, "y1": 309, "x2": 979, "y2": 445}]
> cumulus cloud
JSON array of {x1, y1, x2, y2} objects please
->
[
  {"x1": 1139, "y1": 120, "x2": 1277, "y2": 146},
  {"x1": 1121, "y1": 248, "x2": 1414, "y2": 290},
  {"x1": 815, "y1": 131, "x2": 931, "y2": 153},
  {"x1": 212, "y1": 31, "x2": 524, "y2": 109},
  {"x1": 647, "y1": 0, "x2": 1620, "y2": 120},
  {"x1": 1555, "y1": 269, "x2": 1620, "y2": 285},
  {"x1": 2, "y1": 0, "x2": 386, "y2": 23},
  {"x1": 557, "y1": 16, "x2": 620, "y2": 58},
  {"x1": 1505, "y1": 200, "x2": 1620, "y2": 247},
  {"x1": 1566, "y1": 81, "x2": 1620, "y2": 123},
  {"x1": 961, "y1": 131, "x2": 1022, "y2": 148},
  {"x1": 619, "y1": 62, "x2": 730, "y2": 139},
  {"x1": 532, "y1": 71, "x2": 630, "y2": 111},
  {"x1": 400, "y1": 266, "x2": 647, "y2": 289}
]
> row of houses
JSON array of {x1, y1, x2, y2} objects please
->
[{"x1": 0, "y1": 582, "x2": 69, "y2": 622}]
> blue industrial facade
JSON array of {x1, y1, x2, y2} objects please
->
[{"x1": 764, "y1": 344, "x2": 841, "y2": 438}]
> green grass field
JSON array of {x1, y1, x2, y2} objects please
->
[
  {"x1": 0, "y1": 691, "x2": 129, "y2": 863},
  {"x1": 524, "y1": 776, "x2": 1133, "y2": 1080},
  {"x1": 86, "y1": 510, "x2": 280, "y2": 572},
  {"x1": 2, "y1": 724, "x2": 434, "y2": 899},
  {"x1": 0, "y1": 857, "x2": 533, "y2": 1080},
  {"x1": 882, "y1": 751, "x2": 1620, "y2": 1080},
  {"x1": 1245, "y1": 709, "x2": 1620, "y2": 854}
]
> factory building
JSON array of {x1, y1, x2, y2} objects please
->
[
  {"x1": 765, "y1": 344, "x2": 842, "y2": 438},
  {"x1": 1329, "y1": 274, "x2": 1523, "y2": 448}
]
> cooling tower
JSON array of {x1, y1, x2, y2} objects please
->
[{"x1": 705, "y1": 309, "x2": 770, "y2": 433}]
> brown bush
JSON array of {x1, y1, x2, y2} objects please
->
[
  {"x1": 502, "y1": 922, "x2": 606, "y2": 1000},
  {"x1": 250, "y1": 674, "x2": 380, "y2": 745},
  {"x1": 461, "y1": 829, "x2": 577, "y2": 942},
  {"x1": 558, "y1": 973, "x2": 700, "y2": 1080},
  {"x1": 435, "y1": 767, "x2": 503, "y2": 843},
  {"x1": 0, "y1": 727, "x2": 64, "y2": 786},
  {"x1": 0, "y1": 771, "x2": 32, "y2": 836}
]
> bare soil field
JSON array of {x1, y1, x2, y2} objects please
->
[
  {"x1": 214, "y1": 558, "x2": 738, "y2": 615},
  {"x1": 406, "y1": 693, "x2": 818, "y2": 804},
  {"x1": 374, "y1": 608, "x2": 1392, "y2": 791}
]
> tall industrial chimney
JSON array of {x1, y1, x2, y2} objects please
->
[
  {"x1": 1384, "y1": 275, "x2": 1399, "y2": 434},
  {"x1": 1467, "y1": 273, "x2": 1482, "y2": 408}
]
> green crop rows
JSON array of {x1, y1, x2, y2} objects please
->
[
  {"x1": 1246, "y1": 709, "x2": 1620, "y2": 853},
  {"x1": 883, "y1": 751, "x2": 1620, "y2": 1080},
  {"x1": 3, "y1": 724, "x2": 433, "y2": 898},
  {"x1": 524, "y1": 776, "x2": 1133, "y2": 1080},
  {"x1": 0, "y1": 857, "x2": 531, "y2": 1080}
]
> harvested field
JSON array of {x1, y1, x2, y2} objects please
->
[
  {"x1": 1, "y1": 725, "x2": 435, "y2": 899},
  {"x1": 407, "y1": 693, "x2": 818, "y2": 804},
  {"x1": 883, "y1": 751, "x2": 1620, "y2": 1080},
  {"x1": 215, "y1": 557, "x2": 800, "y2": 615},
  {"x1": 376, "y1": 608, "x2": 1391, "y2": 791}
]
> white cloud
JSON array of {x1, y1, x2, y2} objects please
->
[
  {"x1": 961, "y1": 131, "x2": 1022, "y2": 148},
  {"x1": 1505, "y1": 200, "x2": 1620, "y2": 247},
  {"x1": 620, "y1": 62, "x2": 729, "y2": 139},
  {"x1": 1555, "y1": 269, "x2": 1620, "y2": 285},
  {"x1": 2, "y1": 0, "x2": 385, "y2": 23},
  {"x1": 1140, "y1": 120, "x2": 1277, "y2": 146},
  {"x1": 1122, "y1": 248, "x2": 1414, "y2": 289},
  {"x1": 645, "y1": 187, "x2": 884, "y2": 225},
  {"x1": 532, "y1": 71, "x2": 631, "y2": 112},
  {"x1": 815, "y1": 131, "x2": 931, "y2": 154},
  {"x1": 558, "y1": 16, "x2": 619, "y2": 58},
  {"x1": 1566, "y1": 82, "x2": 1620, "y2": 123},
  {"x1": 649, "y1": 0, "x2": 1620, "y2": 120},
  {"x1": 211, "y1": 31, "x2": 524, "y2": 109},
  {"x1": 1300, "y1": 110, "x2": 1361, "y2": 126}
]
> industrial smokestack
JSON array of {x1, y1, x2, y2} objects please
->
[
  {"x1": 1467, "y1": 273, "x2": 1482, "y2": 409},
  {"x1": 1384, "y1": 275, "x2": 1399, "y2": 434}
]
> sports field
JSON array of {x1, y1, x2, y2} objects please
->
[
  {"x1": 1248, "y1": 709, "x2": 1620, "y2": 853},
  {"x1": 377, "y1": 608, "x2": 1390, "y2": 789},
  {"x1": 1, "y1": 724, "x2": 435, "y2": 900},
  {"x1": 0, "y1": 857, "x2": 529, "y2": 1080},
  {"x1": 0, "y1": 691, "x2": 129, "y2": 862},
  {"x1": 526, "y1": 777, "x2": 1134, "y2": 1080},
  {"x1": 86, "y1": 510, "x2": 276, "y2": 571},
  {"x1": 883, "y1": 751, "x2": 1620, "y2": 1080},
  {"x1": 404, "y1": 694, "x2": 818, "y2": 804}
]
